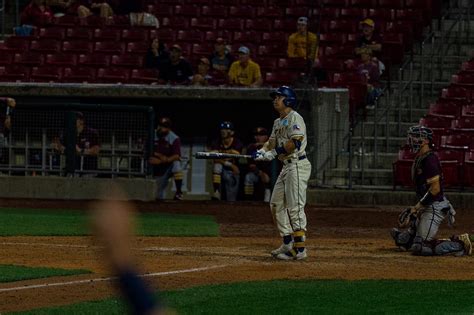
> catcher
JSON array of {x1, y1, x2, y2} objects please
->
[{"x1": 391, "y1": 125, "x2": 472, "y2": 256}]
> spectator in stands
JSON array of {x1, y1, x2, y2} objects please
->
[
  {"x1": 51, "y1": 112, "x2": 100, "y2": 175},
  {"x1": 228, "y1": 46, "x2": 263, "y2": 87},
  {"x1": 158, "y1": 44, "x2": 193, "y2": 85},
  {"x1": 20, "y1": 0, "x2": 53, "y2": 26},
  {"x1": 355, "y1": 18, "x2": 384, "y2": 74},
  {"x1": 0, "y1": 97, "x2": 15, "y2": 164},
  {"x1": 209, "y1": 37, "x2": 234, "y2": 74},
  {"x1": 191, "y1": 57, "x2": 214, "y2": 86},
  {"x1": 287, "y1": 17, "x2": 318, "y2": 62},
  {"x1": 210, "y1": 121, "x2": 243, "y2": 201},
  {"x1": 144, "y1": 38, "x2": 169, "y2": 70},
  {"x1": 149, "y1": 117, "x2": 184, "y2": 200},
  {"x1": 76, "y1": 0, "x2": 114, "y2": 19},
  {"x1": 357, "y1": 48, "x2": 382, "y2": 110},
  {"x1": 244, "y1": 127, "x2": 272, "y2": 202},
  {"x1": 128, "y1": 0, "x2": 159, "y2": 29}
]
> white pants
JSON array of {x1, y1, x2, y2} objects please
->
[{"x1": 270, "y1": 158, "x2": 311, "y2": 236}]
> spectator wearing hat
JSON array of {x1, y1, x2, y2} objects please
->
[
  {"x1": 228, "y1": 46, "x2": 262, "y2": 87},
  {"x1": 191, "y1": 57, "x2": 215, "y2": 86},
  {"x1": 144, "y1": 37, "x2": 169, "y2": 70},
  {"x1": 149, "y1": 117, "x2": 184, "y2": 200},
  {"x1": 244, "y1": 127, "x2": 272, "y2": 202},
  {"x1": 209, "y1": 37, "x2": 234, "y2": 73},
  {"x1": 355, "y1": 19, "x2": 383, "y2": 59},
  {"x1": 287, "y1": 16, "x2": 318, "y2": 62},
  {"x1": 158, "y1": 44, "x2": 193, "y2": 85},
  {"x1": 357, "y1": 48, "x2": 382, "y2": 109}
]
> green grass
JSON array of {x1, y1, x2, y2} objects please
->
[
  {"x1": 11, "y1": 280, "x2": 474, "y2": 315},
  {"x1": 0, "y1": 208, "x2": 219, "y2": 237},
  {"x1": 0, "y1": 264, "x2": 90, "y2": 283}
]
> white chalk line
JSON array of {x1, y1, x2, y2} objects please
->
[{"x1": 0, "y1": 264, "x2": 229, "y2": 293}]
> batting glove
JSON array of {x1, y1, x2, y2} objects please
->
[{"x1": 254, "y1": 149, "x2": 275, "y2": 161}]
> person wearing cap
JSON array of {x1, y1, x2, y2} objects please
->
[
  {"x1": 149, "y1": 117, "x2": 184, "y2": 200},
  {"x1": 191, "y1": 57, "x2": 214, "y2": 86},
  {"x1": 228, "y1": 46, "x2": 263, "y2": 87},
  {"x1": 209, "y1": 37, "x2": 234, "y2": 73},
  {"x1": 244, "y1": 127, "x2": 272, "y2": 202},
  {"x1": 357, "y1": 48, "x2": 382, "y2": 109},
  {"x1": 287, "y1": 16, "x2": 318, "y2": 61},
  {"x1": 158, "y1": 44, "x2": 193, "y2": 85},
  {"x1": 355, "y1": 18, "x2": 382, "y2": 58},
  {"x1": 209, "y1": 121, "x2": 243, "y2": 201}
]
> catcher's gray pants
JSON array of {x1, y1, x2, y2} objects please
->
[
  {"x1": 156, "y1": 161, "x2": 182, "y2": 200},
  {"x1": 213, "y1": 163, "x2": 239, "y2": 201},
  {"x1": 393, "y1": 197, "x2": 463, "y2": 256},
  {"x1": 270, "y1": 158, "x2": 311, "y2": 237}
]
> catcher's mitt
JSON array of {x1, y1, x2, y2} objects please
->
[{"x1": 398, "y1": 207, "x2": 417, "y2": 228}]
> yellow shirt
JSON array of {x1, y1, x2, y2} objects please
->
[
  {"x1": 228, "y1": 59, "x2": 262, "y2": 86},
  {"x1": 287, "y1": 31, "x2": 318, "y2": 60}
]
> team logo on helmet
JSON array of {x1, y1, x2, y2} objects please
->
[
  {"x1": 407, "y1": 125, "x2": 433, "y2": 153},
  {"x1": 270, "y1": 85, "x2": 298, "y2": 109}
]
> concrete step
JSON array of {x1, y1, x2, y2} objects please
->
[{"x1": 322, "y1": 168, "x2": 394, "y2": 186}]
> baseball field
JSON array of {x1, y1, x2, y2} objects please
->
[{"x1": 0, "y1": 199, "x2": 473, "y2": 314}]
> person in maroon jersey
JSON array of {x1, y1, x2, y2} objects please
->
[{"x1": 390, "y1": 125, "x2": 472, "y2": 256}]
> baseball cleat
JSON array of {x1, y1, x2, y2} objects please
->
[
  {"x1": 211, "y1": 190, "x2": 221, "y2": 201},
  {"x1": 174, "y1": 192, "x2": 183, "y2": 200},
  {"x1": 458, "y1": 233, "x2": 472, "y2": 256},
  {"x1": 390, "y1": 228, "x2": 400, "y2": 240},
  {"x1": 271, "y1": 242, "x2": 294, "y2": 256},
  {"x1": 275, "y1": 249, "x2": 307, "y2": 261}
]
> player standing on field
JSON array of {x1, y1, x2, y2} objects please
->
[
  {"x1": 391, "y1": 125, "x2": 472, "y2": 256},
  {"x1": 254, "y1": 86, "x2": 312, "y2": 261}
]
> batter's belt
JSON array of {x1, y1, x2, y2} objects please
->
[{"x1": 282, "y1": 155, "x2": 307, "y2": 165}]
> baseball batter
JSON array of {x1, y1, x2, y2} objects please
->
[
  {"x1": 254, "y1": 86, "x2": 311, "y2": 261},
  {"x1": 391, "y1": 125, "x2": 472, "y2": 256}
]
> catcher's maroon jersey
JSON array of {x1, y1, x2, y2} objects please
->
[{"x1": 411, "y1": 151, "x2": 444, "y2": 201}]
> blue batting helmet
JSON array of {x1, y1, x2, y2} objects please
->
[{"x1": 270, "y1": 85, "x2": 297, "y2": 108}]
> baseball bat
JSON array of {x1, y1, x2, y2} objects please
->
[{"x1": 194, "y1": 152, "x2": 252, "y2": 159}]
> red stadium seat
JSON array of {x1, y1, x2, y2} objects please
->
[
  {"x1": 30, "y1": 39, "x2": 61, "y2": 53},
  {"x1": 234, "y1": 31, "x2": 261, "y2": 43},
  {"x1": 441, "y1": 86, "x2": 471, "y2": 101},
  {"x1": 30, "y1": 66, "x2": 62, "y2": 82},
  {"x1": 82, "y1": 15, "x2": 104, "y2": 28},
  {"x1": 66, "y1": 28, "x2": 92, "y2": 40},
  {"x1": 0, "y1": 65, "x2": 30, "y2": 82},
  {"x1": 440, "y1": 134, "x2": 472, "y2": 151},
  {"x1": 265, "y1": 71, "x2": 302, "y2": 87},
  {"x1": 203, "y1": 31, "x2": 232, "y2": 42},
  {"x1": 461, "y1": 61, "x2": 474, "y2": 72},
  {"x1": 149, "y1": 29, "x2": 175, "y2": 42},
  {"x1": 378, "y1": 0, "x2": 404, "y2": 8},
  {"x1": 349, "y1": 0, "x2": 376, "y2": 7},
  {"x1": 278, "y1": 58, "x2": 308, "y2": 71},
  {"x1": 463, "y1": 151, "x2": 474, "y2": 187},
  {"x1": 62, "y1": 67, "x2": 96, "y2": 83},
  {"x1": 176, "y1": 30, "x2": 203, "y2": 42},
  {"x1": 461, "y1": 105, "x2": 474, "y2": 117},
  {"x1": 319, "y1": 33, "x2": 347, "y2": 44},
  {"x1": 53, "y1": 15, "x2": 78, "y2": 26},
  {"x1": 151, "y1": 4, "x2": 173, "y2": 17},
  {"x1": 111, "y1": 55, "x2": 143, "y2": 68},
  {"x1": 45, "y1": 53, "x2": 77, "y2": 66},
  {"x1": 174, "y1": 4, "x2": 200, "y2": 16},
  {"x1": 392, "y1": 146, "x2": 415, "y2": 188},
  {"x1": 78, "y1": 54, "x2": 110, "y2": 67},
  {"x1": 257, "y1": 6, "x2": 283, "y2": 18},
  {"x1": 161, "y1": 17, "x2": 189, "y2": 29},
  {"x1": 452, "y1": 72, "x2": 474, "y2": 86},
  {"x1": 419, "y1": 115, "x2": 453, "y2": 130},
  {"x1": 321, "y1": 58, "x2": 345, "y2": 71},
  {"x1": 313, "y1": 7, "x2": 341, "y2": 19},
  {"x1": 395, "y1": 9, "x2": 423, "y2": 21},
  {"x1": 94, "y1": 41, "x2": 124, "y2": 54},
  {"x1": 94, "y1": 28, "x2": 121, "y2": 41},
  {"x1": 405, "y1": 0, "x2": 429, "y2": 9},
  {"x1": 328, "y1": 20, "x2": 357, "y2": 33},
  {"x1": 1, "y1": 37, "x2": 30, "y2": 52},
  {"x1": 284, "y1": 7, "x2": 309, "y2": 17},
  {"x1": 229, "y1": 6, "x2": 255, "y2": 17},
  {"x1": 245, "y1": 19, "x2": 272, "y2": 31},
  {"x1": 258, "y1": 58, "x2": 277, "y2": 71},
  {"x1": 435, "y1": 150, "x2": 463, "y2": 187},
  {"x1": 38, "y1": 27, "x2": 65, "y2": 40},
  {"x1": 13, "y1": 52, "x2": 43, "y2": 66},
  {"x1": 451, "y1": 117, "x2": 474, "y2": 131},
  {"x1": 258, "y1": 44, "x2": 286, "y2": 57},
  {"x1": 62, "y1": 40, "x2": 93, "y2": 54},
  {"x1": 319, "y1": 0, "x2": 348, "y2": 6},
  {"x1": 192, "y1": 43, "x2": 212, "y2": 57},
  {"x1": 121, "y1": 29, "x2": 148, "y2": 42},
  {"x1": 97, "y1": 68, "x2": 130, "y2": 83},
  {"x1": 262, "y1": 32, "x2": 288, "y2": 43},
  {"x1": 130, "y1": 69, "x2": 158, "y2": 84},
  {"x1": 340, "y1": 8, "x2": 367, "y2": 18},
  {"x1": 201, "y1": 5, "x2": 228, "y2": 17},
  {"x1": 190, "y1": 18, "x2": 216, "y2": 30},
  {"x1": 428, "y1": 102, "x2": 461, "y2": 119},
  {"x1": 273, "y1": 19, "x2": 296, "y2": 32},
  {"x1": 110, "y1": 15, "x2": 130, "y2": 28},
  {"x1": 367, "y1": 8, "x2": 395, "y2": 21},
  {"x1": 0, "y1": 52, "x2": 13, "y2": 65},
  {"x1": 218, "y1": 19, "x2": 243, "y2": 31}
]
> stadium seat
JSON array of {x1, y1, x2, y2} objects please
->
[
  {"x1": 258, "y1": 58, "x2": 277, "y2": 71},
  {"x1": 257, "y1": 6, "x2": 283, "y2": 18},
  {"x1": 94, "y1": 41, "x2": 124, "y2": 54},
  {"x1": 367, "y1": 8, "x2": 395, "y2": 21},
  {"x1": 319, "y1": 0, "x2": 348, "y2": 6},
  {"x1": 319, "y1": 33, "x2": 347, "y2": 44},
  {"x1": 395, "y1": 9, "x2": 423, "y2": 22},
  {"x1": 38, "y1": 27, "x2": 65, "y2": 40},
  {"x1": 284, "y1": 7, "x2": 310, "y2": 17},
  {"x1": 461, "y1": 61, "x2": 474, "y2": 72},
  {"x1": 404, "y1": 0, "x2": 429, "y2": 9},
  {"x1": 30, "y1": 66, "x2": 62, "y2": 82},
  {"x1": 435, "y1": 150, "x2": 463, "y2": 187},
  {"x1": 452, "y1": 72, "x2": 474, "y2": 86},
  {"x1": 463, "y1": 151, "x2": 474, "y2": 187},
  {"x1": 218, "y1": 19, "x2": 244, "y2": 30},
  {"x1": 428, "y1": 102, "x2": 461, "y2": 119},
  {"x1": 0, "y1": 52, "x2": 13, "y2": 65},
  {"x1": 1, "y1": 37, "x2": 30, "y2": 52},
  {"x1": 82, "y1": 15, "x2": 104, "y2": 27},
  {"x1": 441, "y1": 86, "x2": 470, "y2": 101},
  {"x1": 30, "y1": 39, "x2": 61, "y2": 53},
  {"x1": 62, "y1": 67, "x2": 96, "y2": 83},
  {"x1": 245, "y1": 19, "x2": 272, "y2": 31},
  {"x1": 328, "y1": 20, "x2": 357, "y2": 33},
  {"x1": 273, "y1": 19, "x2": 297, "y2": 32},
  {"x1": 349, "y1": 0, "x2": 376, "y2": 7},
  {"x1": 340, "y1": 8, "x2": 367, "y2": 18},
  {"x1": 94, "y1": 28, "x2": 121, "y2": 41},
  {"x1": 111, "y1": 55, "x2": 143, "y2": 68},
  {"x1": 451, "y1": 117, "x2": 474, "y2": 131},
  {"x1": 192, "y1": 43, "x2": 213, "y2": 57},
  {"x1": 233, "y1": 31, "x2": 261, "y2": 43},
  {"x1": 161, "y1": 17, "x2": 189, "y2": 29},
  {"x1": 190, "y1": 18, "x2": 216, "y2": 30},
  {"x1": 151, "y1": 4, "x2": 173, "y2": 17},
  {"x1": 121, "y1": 29, "x2": 148, "y2": 42},
  {"x1": 13, "y1": 52, "x2": 43, "y2": 66},
  {"x1": 110, "y1": 15, "x2": 130, "y2": 28},
  {"x1": 174, "y1": 4, "x2": 200, "y2": 16},
  {"x1": 377, "y1": 0, "x2": 404, "y2": 8},
  {"x1": 229, "y1": 6, "x2": 255, "y2": 17},
  {"x1": 262, "y1": 32, "x2": 288, "y2": 43},
  {"x1": 440, "y1": 134, "x2": 472, "y2": 151},
  {"x1": 0, "y1": 65, "x2": 30, "y2": 82},
  {"x1": 278, "y1": 58, "x2": 308, "y2": 71},
  {"x1": 129, "y1": 68, "x2": 158, "y2": 84},
  {"x1": 313, "y1": 7, "x2": 341, "y2": 19},
  {"x1": 201, "y1": 5, "x2": 228, "y2": 17},
  {"x1": 321, "y1": 58, "x2": 345, "y2": 71},
  {"x1": 176, "y1": 30, "x2": 203, "y2": 42},
  {"x1": 45, "y1": 53, "x2": 77, "y2": 66},
  {"x1": 53, "y1": 15, "x2": 78, "y2": 26},
  {"x1": 265, "y1": 71, "x2": 302, "y2": 87},
  {"x1": 78, "y1": 54, "x2": 110, "y2": 67},
  {"x1": 97, "y1": 68, "x2": 130, "y2": 83},
  {"x1": 150, "y1": 29, "x2": 175, "y2": 42},
  {"x1": 392, "y1": 145, "x2": 415, "y2": 188},
  {"x1": 461, "y1": 105, "x2": 474, "y2": 117},
  {"x1": 62, "y1": 40, "x2": 93, "y2": 54},
  {"x1": 204, "y1": 31, "x2": 232, "y2": 42},
  {"x1": 66, "y1": 28, "x2": 92, "y2": 40},
  {"x1": 258, "y1": 44, "x2": 286, "y2": 57}
]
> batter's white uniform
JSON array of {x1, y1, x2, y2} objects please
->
[{"x1": 269, "y1": 110, "x2": 312, "y2": 236}]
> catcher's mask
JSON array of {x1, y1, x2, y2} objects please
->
[
  {"x1": 270, "y1": 85, "x2": 297, "y2": 109},
  {"x1": 407, "y1": 125, "x2": 433, "y2": 153}
]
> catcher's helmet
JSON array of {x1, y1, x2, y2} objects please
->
[
  {"x1": 219, "y1": 121, "x2": 234, "y2": 130},
  {"x1": 158, "y1": 117, "x2": 172, "y2": 128},
  {"x1": 407, "y1": 125, "x2": 433, "y2": 152},
  {"x1": 270, "y1": 85, "x2": 297, "y2": 109}
]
